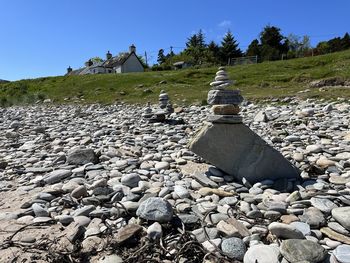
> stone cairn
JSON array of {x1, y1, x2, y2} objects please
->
[
  {"x1": 142, "y1": 102, "x2": 153, "y2": 118},
  {"x1": 143, "y1": 90, "x2": 174, "y2": 122},
  {"x1": 158, "y1": 90, "x2": 174, "y2": 114},
  {"x1": 207, "y1": 67, "x2": 243, "y2": 123},
  {"x1": 190, "y1": 68, "x2": 300, "y2": 184}
]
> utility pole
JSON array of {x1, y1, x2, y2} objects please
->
[
  {"x1": 144, "y1": 51, "x2": 148, "y2": 67},
  {"x1": 170, "y1": 46, "x2": 173, "y2": 66}
]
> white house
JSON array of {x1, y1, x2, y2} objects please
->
[
  {"x1": 66, "y1": 45, "x2": 144, "y2": 76},
  {"x1": 115, "y1": 52, "x2": 145, "y2": 73}
]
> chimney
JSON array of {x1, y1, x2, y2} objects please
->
[
  {"x1": 67, "y1": 66, "x2": 72, "y2": 74},
  {"x1": 106, "y1": 50, "x2": 112, "y2": 60},
  {"x1": 129, "y1": 44, "x2": 136, "y2": 53},
  {"x1": 85, "y1": 59, "x2": 93, "y2": 67}
]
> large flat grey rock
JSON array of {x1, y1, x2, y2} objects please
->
[
  {"x1": 189, "y1": 122, "x2": 300, "y2": 184},
  {"x1": 207, "y1": 90, "x2": 243, "y2": 105}
]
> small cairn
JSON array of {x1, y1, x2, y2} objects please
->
[
  {"x1": 146, "y1": 90, "x2": 174, "y2": 123},
  {"x1": 142, "y1": 102, "x2": 153, "y2": 118},
  {"x1": 158, "y1": 90, "x2": 174, "y2": 114},
  {"x1": 207, "y1": 67, "x2": 243, "y2": 123},
  {"x1": 159, "y1": 90, "x2": 169, "y2": 109}
]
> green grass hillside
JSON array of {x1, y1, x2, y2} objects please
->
[{"x1": 1, "y1": 50, "x2": 350, "y2": 106}]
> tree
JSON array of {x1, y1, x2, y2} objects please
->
[
  {"x1": 197, "y1": 29, "x2": 206, "y2": 49},
  {"x1": 90, "y1": 57, "x2": 104, "y2": 64},
  {"x1": 260, "y1": 25, "x2": 284, "y2": 48},
  {"x1": 316, "y1": 41, "x2": 330, "y2": 55},
  {"x1": 169, "y1": 50, "x2": 175, "y2": 57},
  {"x1": 259, "y1": 25, "x2": 288, "y2": 61},
  {"x1": 220, "y1": 30, "x2": 242, "y2": 64},
  {"x1": 246, "y1": 39, "x2": 260, "y2": 57},
  {"x1": 207, "y1": 41, "x2": 220, "y2": 63},
  {"x1": 186, "y1": 34, "x2": 198, "y2": 49},
  {"x1": 287, "y1": 34, "x2": 311, "y2": 58},
  {"x1": 328, "y1": 37, "x2": 343, "y2": 52},
  {"x1": 342, "y1": 33, "x2": 350, "y2": 50},
  {"x1": 157, "y1": 49, "x2": 166, "y2": 65},
  {"x1": 287, "y1": 34, "x2": 300, "y2": 53},
  {"x1": 185, "y1": 29, "x2": 207, "y2": 64},
  {"x1": 299, "y1": 35, "x2": 311, "y2": 55}
]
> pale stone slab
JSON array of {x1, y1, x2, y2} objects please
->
[
  {"x1": 189, "y1": 122, "x2": 300, "y2": 184},
  {"x1": 207, "y1": 90, "x2": 243, "y2": 105}
]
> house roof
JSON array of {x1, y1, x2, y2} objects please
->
[
  {"x1": 66, "y1": 68, "x2": 84, "y2": 76},
  {"x1": 66, "y1": 49, "x2": 145, "y2": 76},
  {"x1": 103, "y1": 53, "x2": 130, "y2": 68},
  {"x1": 103, "y1": 51, "x2": 144, "y2": 68},
  {"x1": 89, "y1": 62, "x2": 105, "y2": 68}
]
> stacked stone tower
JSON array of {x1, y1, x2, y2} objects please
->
[
  {"x1": 207, "y1": 67, "x2": 243, "y2": 123},
  {"x1": 143, "y1": 90, "x2": 174, "y2": 122},
  {"x1": 189, "y1": 68, "x2": 300, "y2": 184}
]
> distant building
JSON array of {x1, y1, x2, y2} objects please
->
[
  {"x1": 173, "y1": 61, "x2": 191, "y2": 70},
  {"x1": 66, "y1": 45, "x2": 144, "y2": 75}
]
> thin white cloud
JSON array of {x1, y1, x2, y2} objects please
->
[{"x1": 218, "y1": 20, "x2": 232, "y2": 28}]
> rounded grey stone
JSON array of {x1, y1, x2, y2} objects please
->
[
  {"x1": 32, "y1": 203, "x2": 49, "y2": 217},
  {"x1": 221, "y1": 237, "x2": 246, "y2": 260},
  {"x1": 333, "y1": 244, "x2": 350, "y2": 263},
  {"x1": 280, "y1": 239, "x2": 327, "y2": 263},
  {"x1": 55, "y1": 215, "x2": 74, "y2": 225},
  {"x1": 67, "y1": 148, "x2": 98, "y2": 165},
  {"x1": 121, "y1": 173, "x2": 141, "y2": 188},
  {"x1": 71, "y1": 185, "x2": 88, "y2": 199},
  {"x1": 310, "y1": 197, "x2": 337, "y2": 213},
  {"x1": 136, "y1": 197, "x2": 173, "y2": 223},
  {"x1": 268, "y1": 222, "x2": 305, "y2": 239},
  {"x1": 155, "y1": 162, "x2": 170, "y2": 170},
  {"x1": 243, "y1": 244, "x2": 280, "y2": 263},
  {"x1": 174, "y1": 185, "x2": 189, "y2": 199},
  {"x1": 332, "y1": 207, "x2": 350, "y2": 231},
  {"x1": 290, "y1": 222, "x2": 311, "y2": 236}
]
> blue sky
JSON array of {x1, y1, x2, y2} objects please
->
[{"x1": 1, "y1": 0, "x2": 349, "y2": 81}]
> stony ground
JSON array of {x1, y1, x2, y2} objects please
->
[{"x1": 0, "y1": 98, "x2": 350, "y2": 263}]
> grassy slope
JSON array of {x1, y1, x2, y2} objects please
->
[{"x1": 1, "y1": 50, "x2": 350, "y2": 106}]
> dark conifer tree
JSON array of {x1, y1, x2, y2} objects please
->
[
  {"x1": 185, "y1": 30, "x2": 207, "y2": 64},
  {"x1": 157, "y1": 49, "x2": 166, "y2": 65},
  {"x1": 259, "y1": 25, "x2": 288, "y2": 61},
  {"x1": 246, "y1": 39, "x2": 261, "y2": 57},
  {"x1": 341, "y1": 33, "x2": 350, "y2": 50},
  {"x1": 220, "y1": 30, "x2": 242, "y2": 64}
]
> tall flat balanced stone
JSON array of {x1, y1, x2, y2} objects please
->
[{"x1": 189, "y1": 122, "x2": 300, "y2": 184}]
